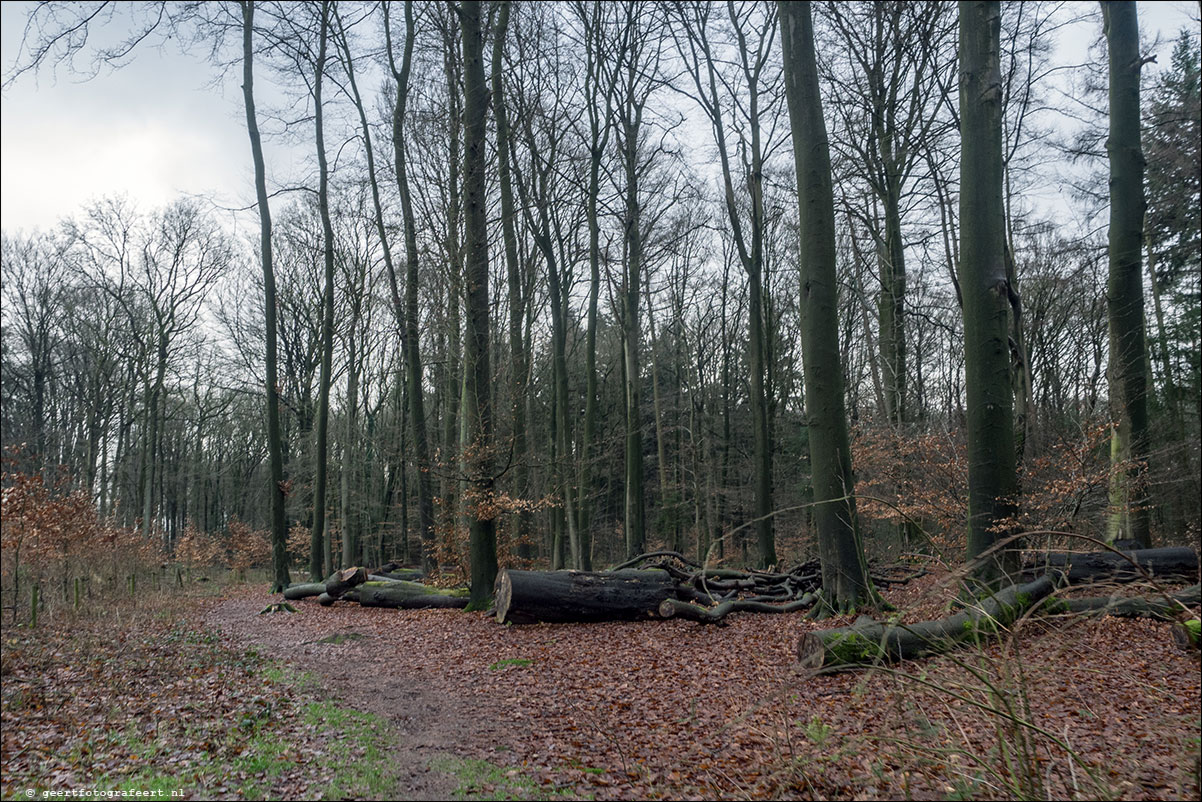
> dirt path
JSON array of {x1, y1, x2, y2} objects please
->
[{"x1": 205, "y1": 590, "x2": 483, "y2": 800}]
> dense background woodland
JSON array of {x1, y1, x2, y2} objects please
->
[{"x1": 1, "y1": 0, "x2": 1199, "y2": 608}]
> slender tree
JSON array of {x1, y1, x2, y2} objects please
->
[
  {"x1": 459, "y1": 0, "x2": 497, "y2": 606},
  {"x1": 309, "y1": 0, "x2": 335, "y2": 577},
  {"x1": 384, "y1": 0, "x2": 438, "y2": 573},
  {"x1": 779, "y1": 0, "x2": 873, "y2": 612},
  {"x1": 490, "y1": 0, "x2": 535, "y2": 562},
  {"x1": 240, "y1": 0, "x2": 290, "y2": 592},
  {"x1": 673, "y1": 0, "x2": 781, "y2": 567},
  {"x1": 1102, "y1": 0, "x2": 1150, "y2": 547},
  {"x1": 570, "y1": 0, "x2": 620, "y2": 570}
]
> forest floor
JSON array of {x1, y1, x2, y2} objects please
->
[{"x1": 2, "y1": 567, "x2": 1199, "y2": 801}]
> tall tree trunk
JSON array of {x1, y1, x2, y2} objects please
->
[
  {"x1": 747, "y1": 271, "x2": 774, "y2": 566},
  {"x1": 460, "y1": 0, "x2": 497, "y2": 607},
  {"x1": 1102, "y1": 0, "x2": 1151, "y2": 548},
  {"x1": 490, "y1": 1, "x2": 532, "y2": 562},
  {"x1": 780, "y1": 0, "x2": 872, "y2": 611},
  {"x1": 620, "y1": 118, "x2": 645, "y2": 560},
  {"x1": 958, "y1": 0, "x2": 1019, "y2": 584},
  {"x1": 384, "y1": 1, "x2": 437, "y2": 574},
  {"x1": 310, "y1": 1, "x2": 334, "y2": 580},
  {"x1": 240, "y1": 0, "x2": 290, "y2": 593},
  {"x1": 341, "y1": 338, "x2": 360, "y2": 567},
  {"x1": 879, "y1": 190, "x2": 907, "y2": 426},
  {"x1": 575, "y1": 2, "x2": 614, "y2": 572}
]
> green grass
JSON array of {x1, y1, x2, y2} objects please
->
[
  {"x1": 488, "y1": 657, "x2": 533, "y2": 671},
  {"x1": 303, "y1": 701, "x2": 397, "y2": 799},
  {"x1": 72, "y1": 655, "x2": 394, "y2": 800}
]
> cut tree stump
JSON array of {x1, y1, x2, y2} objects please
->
[
  {"x1": 797, "y1": 576, "x2": 1057, "y2": 671},
  {"x1": 1023, "y1": 547, "x2": 1198, "y2": 585},
  {"x1": 324, "y1": 567, "x2": 368, "y2": 599},
  {"x1": 495, "y1": 569, "x2": 677, "y2": 624}
]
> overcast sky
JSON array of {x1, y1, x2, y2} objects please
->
[{"x1": 1, "y1": 1, "x2": 1198, "y2": 235}]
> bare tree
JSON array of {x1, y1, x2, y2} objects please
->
[{"x1": 779, "y1": 0, "x2": 873, "y2": 612}]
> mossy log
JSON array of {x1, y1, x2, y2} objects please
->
[
  {"x1": 1173, "y1": 619, "x2": 1200, "y2": 651},
  {"x1": 353, "y1": 580, "x2": 469, "y2": 609},
  {"x1": 1043, "y1": 583, "x2": 1200, "y2": 620},
  {"x1": 658, "y1": 594, "x2": 816, "y2": 624},
  {"x1": 494, "y1": 569, "x2": 677, "y2": 624},
  {"x1": 1023, "y1": 547, "x2": 1197, "y2": 585},
  {"x1": 797, "y1": 577, "x2": 1057, "y2": 671}
]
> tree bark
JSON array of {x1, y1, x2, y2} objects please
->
[
  {"x1": 490, "y1": 0, "x2": 532, "y2": 564},
  {"x1": 310, "y1": 0, "x2": 335, "y2": 579},
  {"x1": 1049, "y1": 583, "x2": 1200, "y2": 619},
  {"x1": 495, "y1": 569, "x2": 676, "y2": 624},
  {"x1": 1102, "y1": 1, "x2": 1151, "y2": 548},
  {"x1": 460, "y1": 0, "x2": 498, "y2": 608},
  {"x1": 323, "y1": 566, "x2": 368, "y2": 600},
  {"x1": 384, "y1": 0, "x2": 438, "y2": 575},
  {"x1": 958, "y1": 0, "x2": 1018, "y2": 585},
  {"x1": 659, "y1": 595, "x2": 814, "y2": 625},
  {"x1": 779, "y1": 1, "x2": 872, "y2": 610}
]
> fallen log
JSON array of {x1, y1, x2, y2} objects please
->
[
  {"x1": 1044, "y1": 583, "x2": 1200, "y2": 620},
  {"x1": 1023, "y1": 547, "x2": 1198, "y2": 585},
  {"x1": 495, "y1": 569, "x2": 676, "y2": 624},
  {"x1": 1173, "y1": 619, "x2": 1200, "y2": 651},
  {"x1": 283, "y1": 582, "x2": 328, "y2": 601},
  {"x1": 371, "y1": 569, "x2": 426, "y2": 583},
  {"x1": 283, "y1": 570, "x2": 347, "y2": 601},
  {"x1": 659, "y1": 594, "x2": 816, "y2": 624},
  {"x1": 324, "y1": 566, "x2": 368, "y2": 599},
  {"x1": 353, "y1": 580, "x2": 469, "y2": 609},
  {"x1": 798, "y1": 576, "x2": 1057, "y2": 671}
]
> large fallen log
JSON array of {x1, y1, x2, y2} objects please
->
[
  {"x1": 797, "y1": 576, "x2": 1057, "y2": 671},
  {"x1": 1023, "y1": 547, "x2": 1197, "y2": 585},
  {"x1": 1044, "y1": 583, "x2": 1200, "y2": 620},
  {"x1": 495, "y1": 569, "x2": 677, "y2": 624},
  {"x1": 284, "y1": 570, "x2": 353, "y2": 601},
  {"x1": 352, "y1": 580, "x2": 469, "y2": 609},
  {"x1": 283, "y1": 582, "x2": 328, "y2": 601}
]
